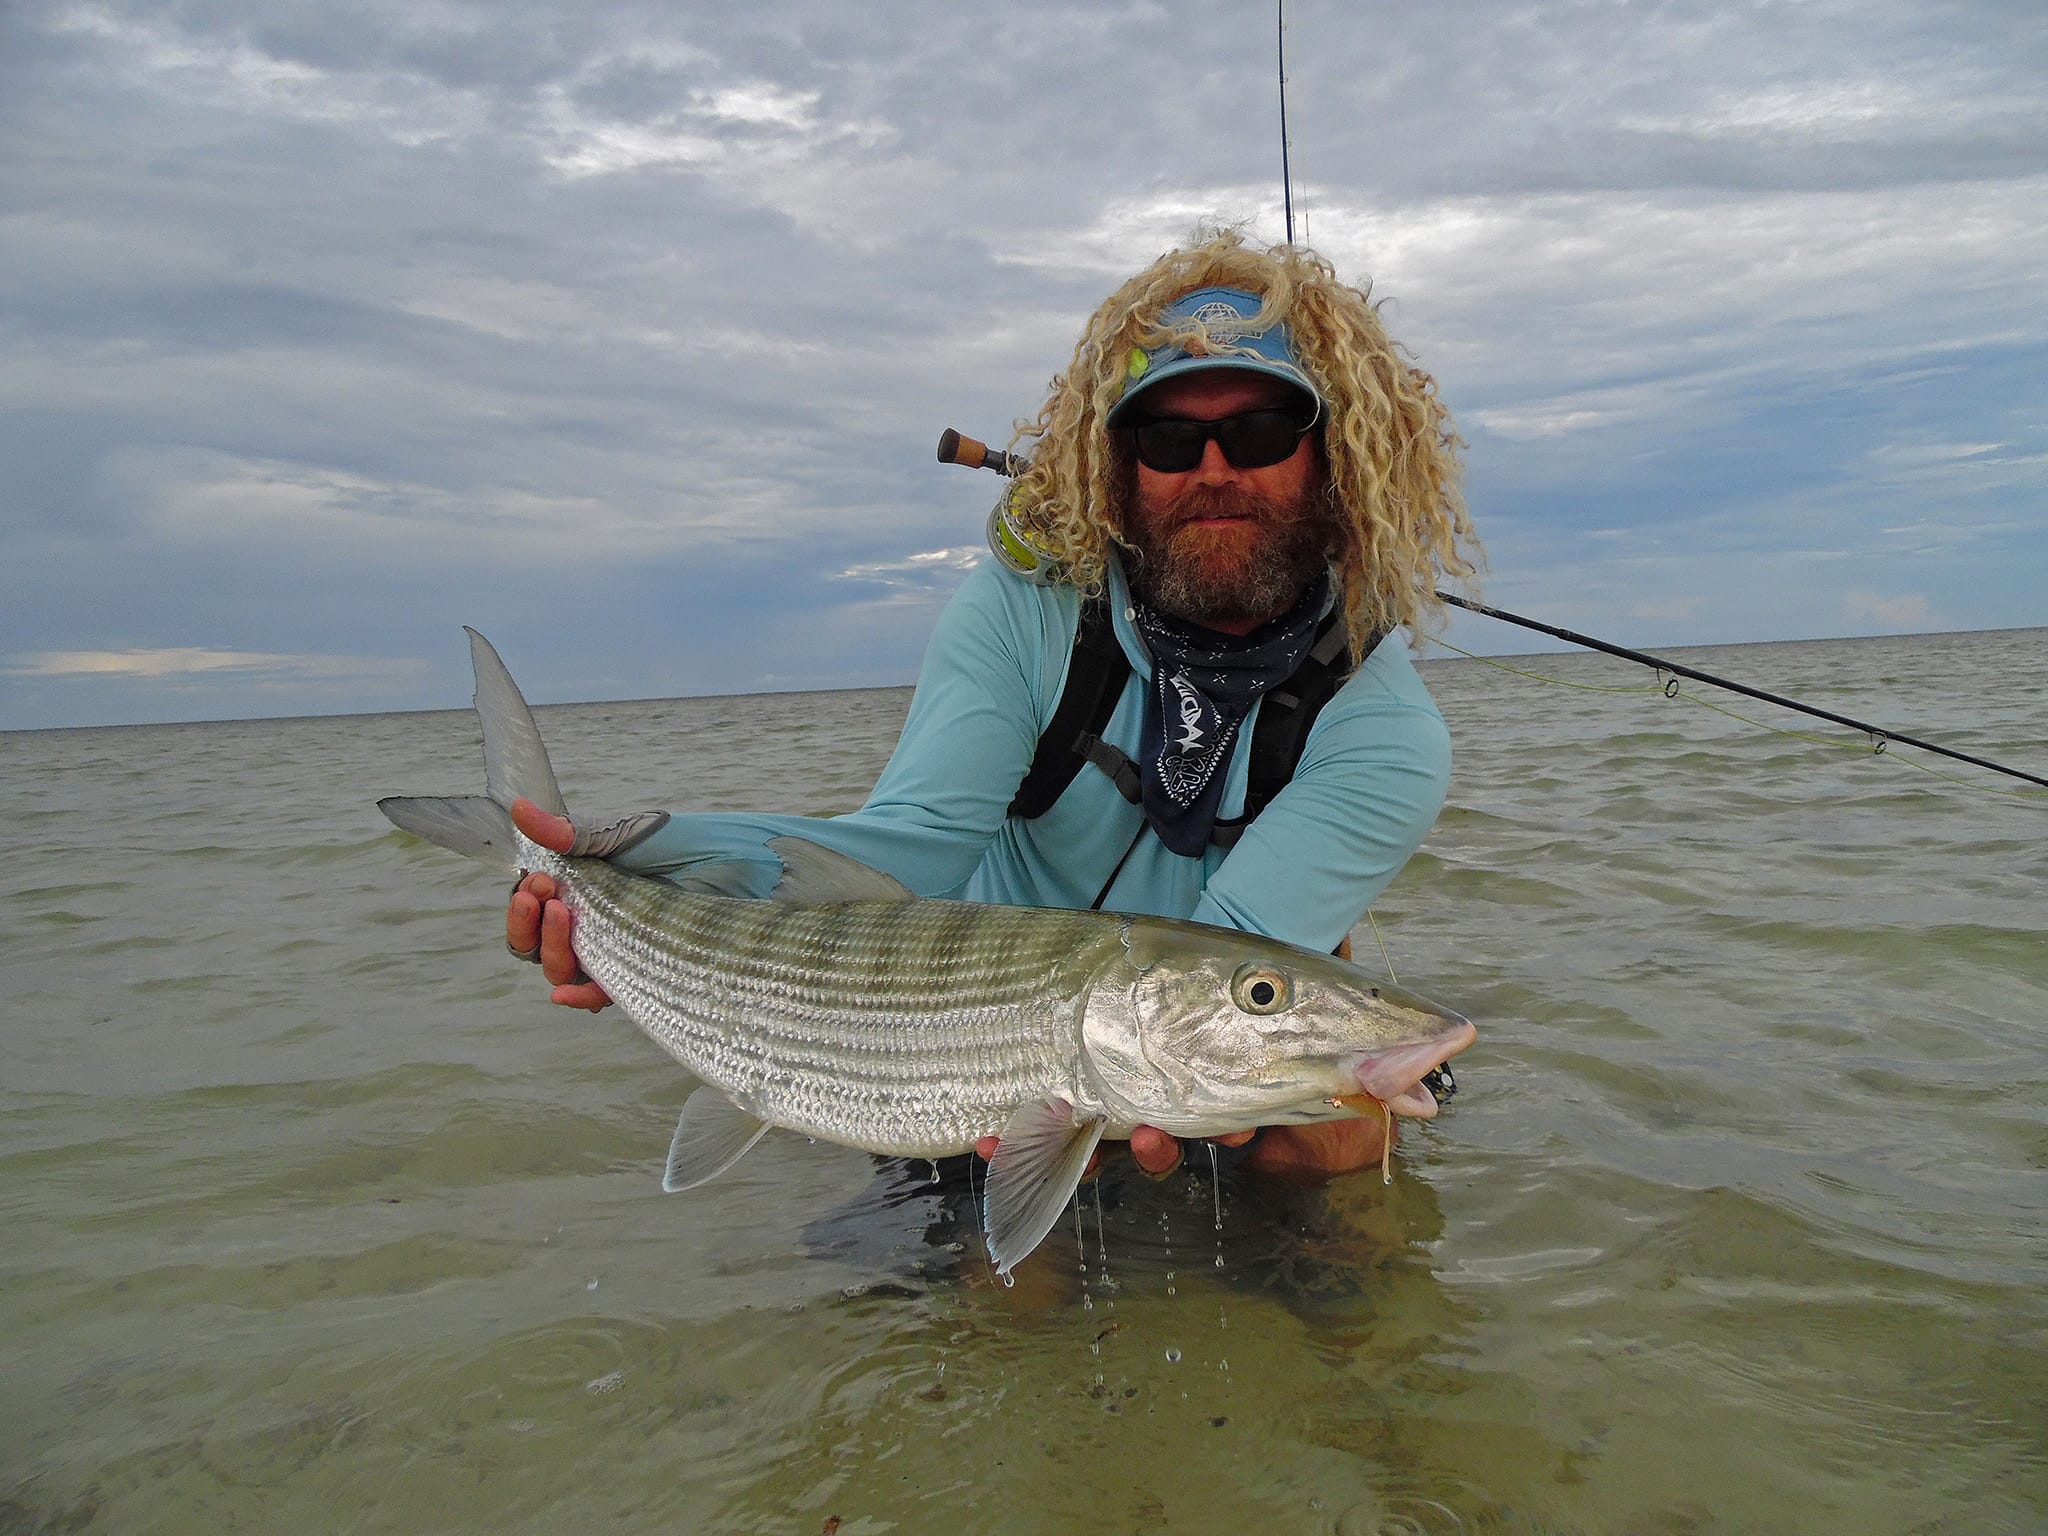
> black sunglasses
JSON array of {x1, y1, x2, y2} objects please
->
[{"x1": 1122, "y1": 405, "x2": 1319, "y2": 474}]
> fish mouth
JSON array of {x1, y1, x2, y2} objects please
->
[{"x1": 1341, "y1": 1018, "x2": 1478, "y2": 1121}]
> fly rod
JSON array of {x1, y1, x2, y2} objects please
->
[
  {"x1": 1436, "y1": 595, "x2": 2046, "y2": 788},
  {"x1": 1278, "y1": 0, "x2": 1297, "y2": 245},
  {"x1": 936, "y1": 427, "x2": 2047, "y2": 791}
]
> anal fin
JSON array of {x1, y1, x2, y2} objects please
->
[{"x1": 662, "y1": 1086, "x2": 771, "y2": 1193}]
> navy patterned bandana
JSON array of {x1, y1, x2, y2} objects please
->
[{"x1": 1132, "y1": 574, "x2": 1330, "y2": 856}]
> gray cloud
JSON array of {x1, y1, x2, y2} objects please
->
[{"x1": 3, "y1": 0, "x2": 2043, "y2": 728}]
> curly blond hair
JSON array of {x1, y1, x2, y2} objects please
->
[{"x1": 1005, "y1": 229, "x2": 1481, "y2": 660}]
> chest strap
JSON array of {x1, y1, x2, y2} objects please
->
[{"x1": 1009, "y1": 596, "x2": 1377, "y2": 845}]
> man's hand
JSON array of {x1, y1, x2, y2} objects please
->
[
  {"x1": 1241, "y1": 1116, "x2": 1392, "y2": 1176},
  {"x1": 971, "y1": 1116, "x2": 1388, "y2": 1179},
  {"x1": 505, "y1": 798, "x2": 613, "y2": 1012}
]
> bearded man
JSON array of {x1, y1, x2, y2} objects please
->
[{"x1": 507, "y1": 230, "x2": 1480, "y2": 1179}]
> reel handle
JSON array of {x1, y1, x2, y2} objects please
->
[{"x1": 936, "y1": 428, "x2": 1021, "y2": 477}]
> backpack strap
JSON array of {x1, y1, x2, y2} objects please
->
[{"x1": 1006, "y1": 595, "x2": 1132, "y2": 819}]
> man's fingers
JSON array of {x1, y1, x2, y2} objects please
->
[
  {"x1": 977, "y1": 1126, "x2": 1243, "y2": 1178},
  {"x1": 501, "y1": 814, "x2": 602, "y2": 1009},
  {"x1": 1243, "y1": 1117, "x2": 1391, "y2": 1176},
  {"x1": 540, "y1": 901, "x2": 582, "y2": 986},
  {"x1": 510, "y1": 797, "x2": 577, "y2": 853},
  {"x1": 507, "y1": 890, "x2": 543, "y2": 957},
  {"x1": 1129, "y1": 1125, "x2": 1184, "y2": 1178}
]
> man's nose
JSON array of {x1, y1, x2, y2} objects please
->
[{"x1": 1191, "y1": 435, "x2": 1240, "y2": 484}]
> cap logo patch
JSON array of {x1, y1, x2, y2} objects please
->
[{"x1": 1188, "y1": 299, "x2": 1257, "y2": 343}]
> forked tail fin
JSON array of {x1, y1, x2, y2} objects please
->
[{"x1": 376, "y1": 628, "x2": 565, "y2": 867}]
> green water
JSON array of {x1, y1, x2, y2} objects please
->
[{"x1": 4, "y1": 629, "x2": 2044, "y2": 1534}]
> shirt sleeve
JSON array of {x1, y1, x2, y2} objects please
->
[
  {"x1": 1187, "y1": 644, "x2": 1451, "y2": 953},
  {"x1": 616, "y1": 563, "x2": 1068, "y2": 898}
]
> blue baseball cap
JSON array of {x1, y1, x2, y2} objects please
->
[{"x1": 1106, "y1": 286, "x2": 1321, "y2": 425}]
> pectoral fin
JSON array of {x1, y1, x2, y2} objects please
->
[
  {"x1": 662, "y1": 1086, "x2": 771, "y2": 1193},
  {"x1": 983, "y1": 1098, "x2": 1106, "y2": 1278}
]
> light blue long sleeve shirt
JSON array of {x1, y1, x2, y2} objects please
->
[{"x1": 620, "y1": 558, "x2": 1450, "y2": 953}]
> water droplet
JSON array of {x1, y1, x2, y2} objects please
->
[
  {"x1": 1165, "y1": 1347, "x2": 1181, "y2": 1364},
  {"x1": 1001, "y1": 1272, "x2": 1015, "y2": 1289},
  {"x1": 586, "y1": 1277, "x2": 598, "y2": 1291}
]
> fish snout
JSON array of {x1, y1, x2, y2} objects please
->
[{"x1": 1342, "y1": 1018, "x2": 1477, "y2": 1120}]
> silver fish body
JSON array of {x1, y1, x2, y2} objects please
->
[
  {"x1": 381, "y1": 629, "x2": 1477, "y2": 1274},
  {"x1": 529, "y1": 834, "x2": 1103, "y2": 1156},
  {"x1": 521, "y1": 832, "x2": 1469, "y2": 1157}
]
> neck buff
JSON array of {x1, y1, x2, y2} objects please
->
[{"x1": 1131, "y1": 573, "x2": 1330, "y2": 856}]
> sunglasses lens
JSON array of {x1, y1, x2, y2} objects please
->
[
  {"x1": 1131, "y1": 421, "x2": 1205, "y2": 473},
  {"x1": 1219, "y1": 411, "x2": 1309, "y2": 469},
  {"x1": 1129, "y1": 408, "x2": 1312, "y2": 473}
]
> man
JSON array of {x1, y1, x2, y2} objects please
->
[{"x1": 508, "y1": 229, "x2": 1479, "y2": 1180}]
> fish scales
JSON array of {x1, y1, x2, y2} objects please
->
[{"x1": 524, "y1": 839, "x2": 1099, "y2": 1155}]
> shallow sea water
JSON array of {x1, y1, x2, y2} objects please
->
[{"x1": 4, "y1": 627, "x2": 2045, "y2": 1534}]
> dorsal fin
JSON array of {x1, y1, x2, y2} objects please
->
[{"x1": 764, "y1": 836, "x2": 915, "y2": 903}]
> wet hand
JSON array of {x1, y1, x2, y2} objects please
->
[
  {"x1": 970, "y1": 1119, "x2": 1389, "y2": 1180},
  {"x1": 1241, "y1": 1116, "x2": 1391, "y2": 1176},
  {"x1": 505, "y1": 799, "x2": 612, "y2": 1012},
  {"x1": 971, "y1": 1125, "x2": 1255, "y2": 1180},
  {"x1": 1126, "y1": 1125, "x2": 1256, "y2": 1178}
]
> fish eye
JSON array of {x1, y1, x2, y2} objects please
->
[{"x1": 1231, "y1": 963, "x2": 1292, "y2": 1015}]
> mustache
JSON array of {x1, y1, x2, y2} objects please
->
[{"x1": 1156, "y1": 484, "x2": 1299, "y2": 530}]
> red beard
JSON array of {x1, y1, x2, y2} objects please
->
[{"x1": 1125, "y1": 483, "x2": 1332, "y2": 625}]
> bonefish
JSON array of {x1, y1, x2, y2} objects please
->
[{"x1": 380, "y1": 630, "x2": 1476, "y2": 1275}]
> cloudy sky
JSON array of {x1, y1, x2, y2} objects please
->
[{"x1": 5, "y1": 0, "x2": 2043, "y2": 729}]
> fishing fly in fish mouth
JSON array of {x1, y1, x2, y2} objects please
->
[{"x1": 384, "y1": 230, "x2": 1484, "y2": 1275}]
